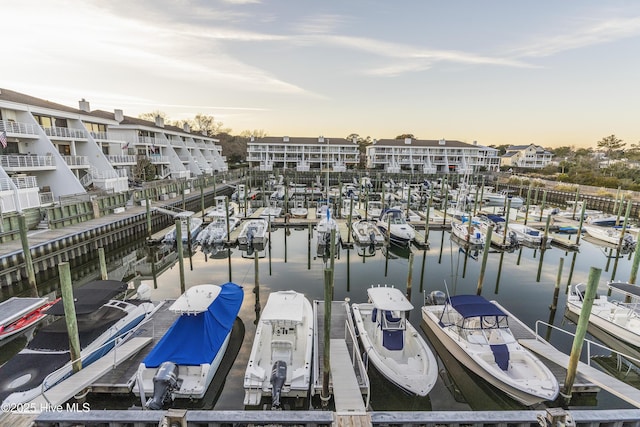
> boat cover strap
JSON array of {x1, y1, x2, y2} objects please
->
[{"x1": 490, "y1": 344, "x2": 509, "y2": 371}]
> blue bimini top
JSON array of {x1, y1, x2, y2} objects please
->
[
  {"x1": 143, "y1": 282, "x2": 243, "y2": 367},
  {"x1": 448, "y1": 295, "x2": 506, "y2": 319}
]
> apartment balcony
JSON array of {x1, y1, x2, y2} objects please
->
[
  {"x1": 0, "y1": 176, "x2": 41, "y2": 212},
  {"x1": 107, "y1": 155, "x2": 136, "y2": 165},
  {"x1": 172, "y1": 170, "x2": 191, "y2": 179},
  {"x1": 61, "y1": 155, "x2": 90, "y2": 169},
  {"x1": 0, "y1": 119, "x2": 40, "y2": 137},
  {"x1": 90, "y1": 131, "x2": 125, "y2": 142},
  {"x1": 179, "y1": 155, "x2": 191, "y2": 163},
  {"x1": 148, "y1": 154, "x2": 169, "y2": 164},
  {"x1": 0, "y1": 154, "x2": 56, "y2": 172},
  {"x1": 138, "y1": 136, "x2": 167, "y2": 147},
  {"x1": 332, "y1": 163, "x2": 347, "y2": 173},
  {"x1": 42, "y1": 126, "x2": 87, "y2": 139}
]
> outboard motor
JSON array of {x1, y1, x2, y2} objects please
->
[
  {"x1": 146, "y1": 361, "x2": 179, "y2": 410},
  {"x1": 369, "y1": 230, "x2": 376, "y2": 244},
  {"x1": 247, "y1": 228, "x2": 255, "y2": 247},
  {"x1": 270, "y1": 360, "x2": 287, "y2": 409},
  {"x1": 426, "y1": 290, "x2": 447, "y2": 306}
]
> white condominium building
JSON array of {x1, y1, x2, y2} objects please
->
[
  {"x1": 0, "y1": 88, "x2": 227, "y2": 213},
  {"x1": 247, "y1": 136, "x2": 360, "y2": 172}
]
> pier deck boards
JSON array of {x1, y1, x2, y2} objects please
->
[
  {"x1": 313, "y1": 301, "x2": 369, "y2": 400},
  {"x1": 330, "y1": 339, "x2": 367, "y2": 414},
  {"x1": 28, "y1": 337, "x2": 153, "y2": 408},
  {"x1": 91, "y1": 301, "x2": 177, "y2": 393}
]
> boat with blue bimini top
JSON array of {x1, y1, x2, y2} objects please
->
[
  {"x1": 135, "y1": 282, "x2": 243, "y2": 409},
  {"x1": 421, "y1": 292, "x2": 559, "y2": 406},
  {"x1": 351, "y1": 286, "x2": 438, "y2": 396},
  {"x1": 0, "y1": 280, "x2": 157, "y2": 406}
]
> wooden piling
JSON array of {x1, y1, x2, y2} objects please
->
[
  {"x1": 98, "y1": 247, "x2": 108, "y2": 280},
  {"x1": 176, "y1": 219, "x2": 185, "y2": 295},
  {"x1": 18, "y1": 213, "x2": 38, "y2": 297},
  {"x1": 145, "y1": 192, "x2": 152, "y2": 238},
  {"x1": 59, "y1": 261, "x2": 82, "y2": 373},
  {"x1": 476, "y1": 225, "x2": 493, "y2": 295},
  {"x1": 406, "y1": 252, "x2": 414, "y2": 300},
  {"x1": 562, "y1": 266, "x2": 601, "y2": 403},
  {"x1": 321, "y1": 267, "x2": 332, "y2": 404}
]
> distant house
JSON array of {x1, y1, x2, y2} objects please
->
[{"x1": 500, "y1": 144, "x2": 552, "y2": 169}]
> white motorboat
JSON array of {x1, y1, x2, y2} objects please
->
[
  {"x1": 365, "y1": 200, "x2": 383, "y2": 219},
  {"x1": 317, "y1": 207, "x2": 341, "y2": 246},
  {"x1": 352, "y1": 286, "x2": 437, "y2": 396},
  {"x1": 422, "y1": 292, "x2": 559, "y2": 406},
  {"x1": 135, "y1": 283, "x2": 243, "y2": 408},
  {"x1": 450, "y1": 221, "x2": 485, "y2": 246},
  {"x1": 238, "y1": 218, "x2": 269, "y2": 246},
  {"x1": 206, "y1": 195, "x2": 239, "y2": 220},
  {"x1": 583, "y1": 225, "x2": 636, "y2": 251},
  {"x1": 290, "y1": 202, "x2": 308, "y2": 218},
  {"x1": 163, "y1": 212, "x2": 203, "y2": 244},
  {"x1": 260, "y1": 204, "x2": 282, "y2": 219},
  {"x1": 478, "y1": 215, "x2": 519, "y2": 249},
  {"x1": 351, "y1": 219, "x2": 385, "y2": 246},
  {"x1": 341, "y1": 197, "x2": 361, "y2": 219},
  {"x1": 567, "y1": 281, "x2": 640, "y2": 348},
  {"x1": 244, "y1": 290, "x2": 313, "y2": 408},
  {"x1": 0, "y1": 280, "x2": 157, "y2": 406},
  {"x1": 507, "y1": 223, "x2": 552, "y2": 247},
  {"x1": 377, "y1": 208, "x2": 415, "y2": 247},
  {"x1": 197, "y1": 217, "x2": 240, "y2": 246}
]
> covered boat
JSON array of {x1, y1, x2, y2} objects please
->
[
  {"x1": 243, "y1": 290, "x2": 313, "y2": 408},
  {"x1": 352, "y1": 286, "x2": 437, "y2": 396},
  {"x1": 422, "y1": 293, "x2": 558, "y2": 406},
  {"x1": 135, "y1": 282, "x2": 243, "y2": 408},
  {"x1": 0, "y1": 280, "x2": 156, "y2": 405}
]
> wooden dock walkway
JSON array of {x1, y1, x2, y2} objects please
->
[
  {"x1": 91, "y1": 301, "x2": 177, "y2": 393},
  {"x1": 28, "y1": 337, "x2": 153, "y2": 408},
  {"x1": 330, "y1": 339, "x2": 367, "y2": 414},
  {"x1": 312, "y1": 300, "x2": 369, "y2": 407},
  {"x1": 521, "y1": 339, "x2": 640, "y2": 407}
]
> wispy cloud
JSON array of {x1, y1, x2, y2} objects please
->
[
  {"x1": 292, "y1": 14, "x2": 349, "y2": 35},
  {"x1": 510, "y1": 16, "x2": 640, "y2": 58}
]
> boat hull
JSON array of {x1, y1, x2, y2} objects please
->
[{"x1": 421, "y1": 306, "x2": 557, "y2": 406}]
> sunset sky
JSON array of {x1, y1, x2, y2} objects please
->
[{"x1": 4, "y1": 1, "x2": 640, "y2": 148}]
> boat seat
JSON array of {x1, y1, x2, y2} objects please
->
[
  {"x1": 271, "y1": 340, "x2": 293, "y2": 365},
  {"x1": 383, "y1": 329, "x2": 404, "y2": 351},
  {"x1": 490, "y1": 344, "x2": 510, "y2": 371}
]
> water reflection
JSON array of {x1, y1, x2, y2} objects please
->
[{"x1": 3, "y1": 226, "x2": 640, "y2": 411}]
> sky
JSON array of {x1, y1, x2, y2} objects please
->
[{"x1": 3, "y1": 1, "x2": 640, "y2": 148}]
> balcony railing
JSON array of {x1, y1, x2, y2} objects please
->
[
  {"x1": 61, "y1": 155, "x2": 89, "y2": 167},
  {"x1": 149, "y1": 155, "x2": 169, "y2": 164},
  {"x1": 0, "y1": 119, "x2": 40, "y2": 136},
  {"x1": 40, "y1": 192, "x2": 54, "y2": 205},
  {"x1": 12, "y1": 175, "x2": 38, "y2": 189},
  {"x1": 0, "y1": 154, "x2": 55, "y2": 169},
  {"x1": 106, "y1": 155, "x2": 136, "y2": 164},
  {"x1": 42, "y1": 126, "x2": 87, "y2": 139},
  {"x1": 138, "y1": 136, "x2": 166, "y2": 147}
]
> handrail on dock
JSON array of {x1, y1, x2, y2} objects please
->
[{"x1": 533, "y1": 319, "x2": 640, "y2": 368}]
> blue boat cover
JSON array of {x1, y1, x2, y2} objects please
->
[
  {"x1": 449, "y1": 295, "x2": 506, "y2": 319},
  {"x1": 143, "y1": 282, "x2": 243, "y2": 367},
  {"x1": 485, "y1": 214, "x2": 505, "y2": 223}
]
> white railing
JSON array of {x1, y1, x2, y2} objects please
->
[
  {"x1": 42, "y1": 126, "x2": 87, "y2": 139},
  {"x1": 137, "y1": 136, "x2": 166, "y2": 146},
  {"x1": 149, "y1": 155, "x2": 169, "y2": 164},
  {"x1": 0, "y1": 154, "x2": 55, "y2": 168},
  {"x1": 61, "y1": 155, "x2": 89, "y2": 167},
  {"x1": 0, "y1": 119, "x2": 40, "y2": 135},
  {"x1": 11, "y1": 175, "x2": 38, "y2": 189},
  {"x1": 115, "y1": 169, "x2": 129, "y2": 178},
  {"x1": 106, "y1": 155, "x2": 136, "y2": 164},
  {"x1": 534, "y1": 320, "x2": 640, "y2": 368},
  {"x1": 40, "y1": 192, "x2": 54, "y2": 205},
  {"x1": 0, "y1": 177, "x2": 13, "y2": 191}
]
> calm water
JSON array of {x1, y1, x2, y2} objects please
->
[{"x1": 3, "y1": 226, "x2": 639, "y2": 412}]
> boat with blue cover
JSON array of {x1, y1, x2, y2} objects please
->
[
  {"x1": 135, "y1": 282, "x2": 243, "y2": 409},
  {"x1": 0, "y1": 280, "x2": 156, "y2": 406},
  {"x1": 421, "y1": 293, "x2": 558, "y2": 406}
]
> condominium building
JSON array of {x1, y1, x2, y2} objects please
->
[
  {"x1": 500, "y1": 144, "x2": 553, "y2": 169},
  {"x1": 0, "y1": 88, "x2": 227, "y2": 213},
  {"x1": 247, "y1": 136, "x2": 360, "y2": 172},
  {"x1": 366, "y1": 138, "x2": 500, "y2": 173}
]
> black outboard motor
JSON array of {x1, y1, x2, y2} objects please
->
[
  {"x1": 270, "y1": 360, "x2": 287, "y2": 409},
  {"x1": 369, "y1": 231, "x2": 376, "y2": 244},
  {"x1": 247, "y1": 228, "x2": 255, "y2": 247},
  {"x1": 146, "y1": 361, "x2": 179, "y2": 410}
]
